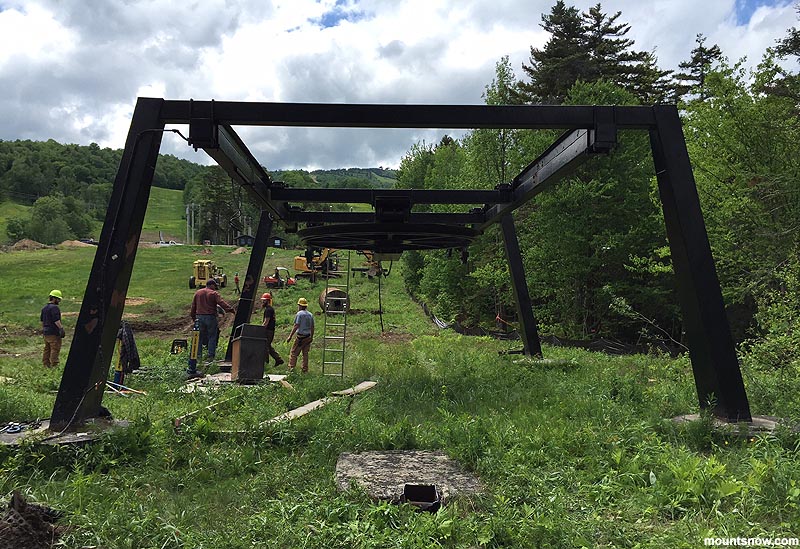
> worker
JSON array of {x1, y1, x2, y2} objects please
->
[
  {"x1": 41, "y1": 289, "x2": 65, "y2": 368},
  {"x1": 261, "y1": 293, "x2": 285, "y2": 368},
  {"x1": 234, "y1": 272, "x2": 240, "y2": 294},
  {"x1": 286, "y1": 297, "x2": 314, "y2": 373},
  {"x1": 190, "y1": 279, "x2": 235, "y2": 363}
]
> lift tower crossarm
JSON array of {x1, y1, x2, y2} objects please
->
[{"x1": 481, "y1": 128, "x2": 601, "y2": 230}]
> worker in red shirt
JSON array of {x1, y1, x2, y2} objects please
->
[{"x1": 190, "y1": 279, "x2": 235, "y2": 362}]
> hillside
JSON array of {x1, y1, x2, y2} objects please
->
[
  {"x1": 270, "y1": 167, "x2": 397, "y2": 189},
  {"x1": 0, "y1": 137, "x2": 397, "y2": 245},
  {"x1": 141, "y1": 186, "x2": 187, "y2": 243},
  {"x1": 0, "y1": 245, "x2": 798, "y2": 547}
]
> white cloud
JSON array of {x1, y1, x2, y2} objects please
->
[
  {"x1": 0, "y1": 3, "x2": 77, "y2": 68},
  {"x1": 0, "y1": 0, "x2": 796, "y2": 169}
]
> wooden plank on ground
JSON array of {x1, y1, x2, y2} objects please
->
[
  {"x1": 261, "y1": 397, "x2": 333, "y2": 426},
  {"x1": 260, "y1": 380, "x2": 377, "y2": 427},
  {"x1": 331, "y1": 381, "x2": 377, "y2": 396}
]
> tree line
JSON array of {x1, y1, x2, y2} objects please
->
[
  {"x1": 0, "y1": 138, "x2": 397, "y2": 245},
  {"x1": 0, "y1": 139, "x2": 207, "y2": 243},
  {"x1": 399, "y1": 1, "x2": 800, "y2": 373}
]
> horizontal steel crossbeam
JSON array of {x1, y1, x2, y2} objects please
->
[
  {"x1": 161, "y1": 101, "x2": 655, "y2": 129},
  {"x1": 269, "y1": 187, "x2": 509, "y2": 205}
]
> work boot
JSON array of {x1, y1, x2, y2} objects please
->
[
  {"x1": 274, "y1": 359, "x2": 285, "y2": 367},
  {"x1": 186, "y1": 369, "x2": 205, "y2": 380}
]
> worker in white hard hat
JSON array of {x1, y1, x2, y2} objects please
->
[
  {"x1": 261, "y1": 292, "x2": 284, "y2": 368},
  {"x1": 41, "y1": 289, "x2": 65, "y2": 368},
  {"x1": 286, "y1": 297, "x2": 314, "y2": 373}
]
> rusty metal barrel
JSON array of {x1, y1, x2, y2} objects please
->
[{"x1": 319, "y1": 288, "x2": 349, "y2": 314}]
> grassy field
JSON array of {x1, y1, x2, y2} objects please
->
[
  {"x1": 0, "y1": 246, "x2": 799, "y2": 548},
  {"x1": 0, "y1": 200, "x2": 29, "y2": 243},
  {"x1": 141, "y1": 186, "x2": 187, "y2": 243}
]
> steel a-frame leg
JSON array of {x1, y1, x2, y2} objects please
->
[
  {"x1": 500, "y1": 213, "x2": 543, "y2": 357},
  {"x1": 50, "y1": 98, "x2": 165, "y2": 430},
  {"x1": 650, "y1": 105, "x2": 751, "y2": 422},
  {"x1": 224, "y1": 211, "x2": 274, "y2": 362}
]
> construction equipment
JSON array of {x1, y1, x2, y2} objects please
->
[
  {"x1": 263, "y1": 266, "x2": 296, "y2": 288},
  {"x1": 322, "y1": 251, "x2": 351, "y2": 377},
  {"x1": 294, "y1": 247, "x2": 339, "y2": 278},
  {"x1": 186, "y1": 319, "x2": 202, "y2": 378},
  {"x1": 189, "y1": 259, "x2": 227, "y2": 289},
  {"x1": 351, "y1": 250, "x2": 392, "y2": 278}
]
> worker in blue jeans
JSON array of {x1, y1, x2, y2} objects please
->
[
  {"x1": 190, "y1": 279, "x2": 235, "y2": 362},
  {"x1": 286, "y1": 297, "x2": 314, "y2": 373}
]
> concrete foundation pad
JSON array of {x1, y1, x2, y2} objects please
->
[
  {"x1": 0, "y1": 418, "x2": 130, "y2": 446},
  {"x1": 335, "y1": 450, "x2": 484, "y2": 505},
  {"x1": 671, "y1": 414, "x2": 797, "y2": 434},
  {"x1": 180, "y1": 372, "x2": 287, "y2": 393}
]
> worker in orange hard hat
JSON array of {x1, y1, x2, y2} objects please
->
[
  {"x1": 286, "y1": 297, "x2": 314, "y2": 373},
  {"x1": 261, "y1": 292, "x2": 284, "y2": 368}
]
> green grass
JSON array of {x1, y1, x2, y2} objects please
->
[
  {"x1": 0, "y1": 246, "x2": 799, "y2": 548},
  {"x1": 0, "y1": 200, "x2": 30, "y2": 243},
  {"x1": 141, "y1": 186, "x2": 186, "y2": 243}
]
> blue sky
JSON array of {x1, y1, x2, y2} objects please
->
[{"x1": 736, "y1": 0, "x2": 788, "y2": 24}]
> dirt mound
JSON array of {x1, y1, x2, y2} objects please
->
[
  {"x1": 199, "y1": 248, "x2": 212, "y2": 255},
  {"x1": 12, "y1": 239, "x2": 47, "y2": 251},
  {"x1": 56, "y1": 240, "x2": 94, "y2": 248},
  {"x1": 231, "y1": 247, "x2": 248, "y2": 254}
]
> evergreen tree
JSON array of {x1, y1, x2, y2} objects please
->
[
  {"x1": 516, "y1": 2, "x2": 669, "y2": 104},
  {"x1": 673, "y1": 34, "x2": 724, "y2": 101},
  {"x1": 516, "y1": 0, "x2": 588, "y2": 103},
  {"x1": 582, "y1": 4, "x2": 644, "y2": 83},
  {"x1": 759, "y1": 6, "x2": 800, "y2": 105}
]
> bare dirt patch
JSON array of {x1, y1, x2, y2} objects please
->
[
  {"x1": 231, "y1": 247, "x2": 248, "y2": 254},
  {"x1": 125, "y1": 297, "x2": 152, "y2": 306},
  {"x1": 125, "y1": 317, "x2": 193, "y2": 336}
]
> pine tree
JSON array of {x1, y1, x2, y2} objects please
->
[
  {"x1": 515, "y1": 0, "x2": 589, "y2": 103},
  {"x1": 673, "y1": 34, "x2": 723, "y2": 101},
  {"x1": 515, "y1": 2, "x2": 669, "y2": 104},
  {"x1": 760, "y1": 6, "x2": 800, "y2": 105}
]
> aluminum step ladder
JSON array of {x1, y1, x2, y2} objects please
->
[{"x1": 322, "y1": 250, "x2": 350, "y2": 376}]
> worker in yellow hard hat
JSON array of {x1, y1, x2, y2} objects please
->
[
  {"x1": 286, "y1": 297, "x2": 314, "y2": 373},
  {"x1": 261, "y1": 292, "x2": 284, "y2": 368},
  {"x1": 41, "y1": 290, "x2": 65, "y2": 368}
]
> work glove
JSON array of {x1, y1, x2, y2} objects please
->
[{"x1": 59, "y1": 327, "x2": 66, "y2": 339}]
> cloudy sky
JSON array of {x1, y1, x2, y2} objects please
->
[{"x1": 0, "y1": 0, "x2": 796, "y2": 170}]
